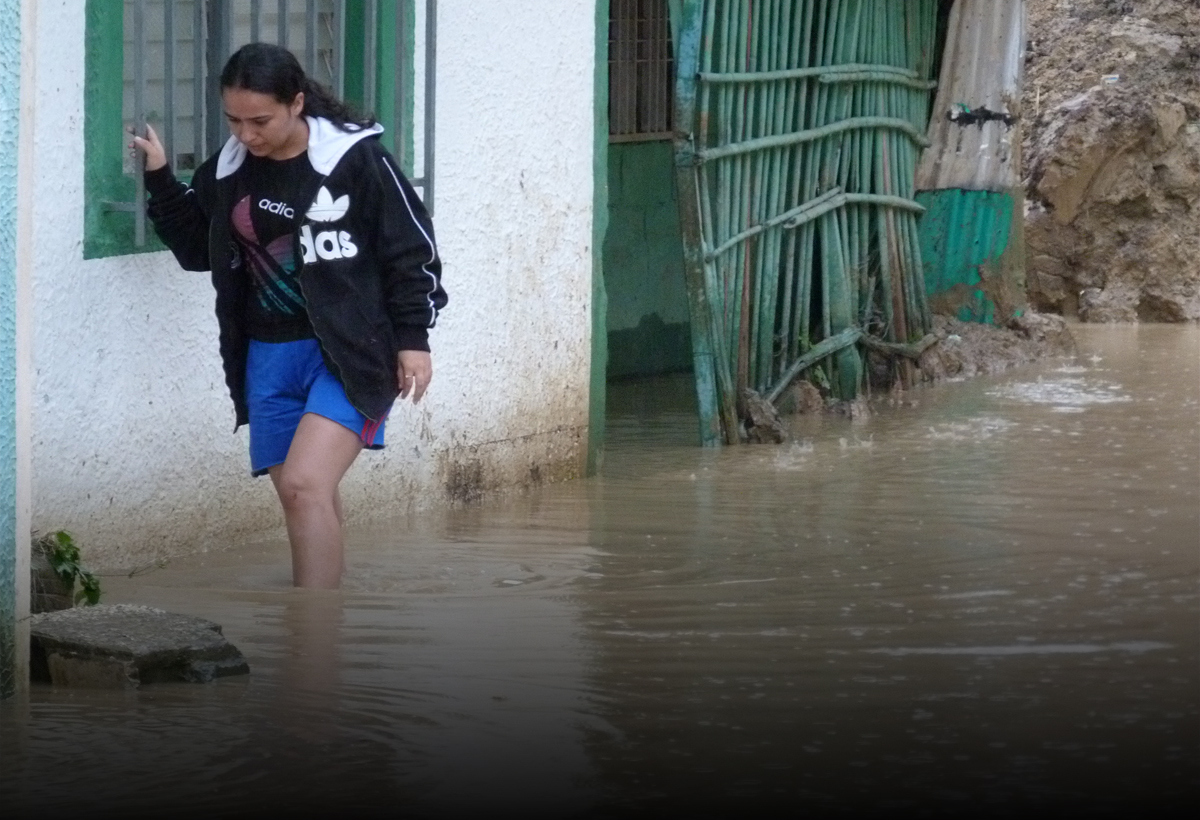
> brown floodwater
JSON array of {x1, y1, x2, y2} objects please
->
[{"x1": 2, "y1": 325, "x2": 1197, "y2": 817}]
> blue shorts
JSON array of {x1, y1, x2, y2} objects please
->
[{"x1": 245, "y1": 338, "x2": 386, "y2": 476}]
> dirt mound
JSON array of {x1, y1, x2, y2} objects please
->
[
  {"x1": 1023, "y1": 0, "x2": 1200, "y2": 322},
  {"x1": 916, "y1": 313, "x2": 1076, "y2": 381},
  {"x1": 777, "y1": 313, "x2": 1076, "y2": 422}
]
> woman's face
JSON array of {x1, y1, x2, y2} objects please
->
[{"x1": 222, "y1": 87, "x2": 306, "y2": 159}]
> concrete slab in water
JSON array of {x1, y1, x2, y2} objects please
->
[{"x1": 29, "y1": 604, "x2": 249, "y2": 688}]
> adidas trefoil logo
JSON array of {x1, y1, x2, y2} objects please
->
[
  {"x1": 306, "y1": 186, "x2": 350, "y2": 222},
  {"x1": 301, "y1": 186, "x2": 357, "y2": 262}
]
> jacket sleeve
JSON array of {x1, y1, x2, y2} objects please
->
[
  {"x1": 144, "y1": 164, "x2": 213, "y2": 272},
  {"x1": 359, "y1": 143, "x2": 447, "y2": 352}
]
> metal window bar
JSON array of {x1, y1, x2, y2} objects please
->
[
  {"x1": 163, "y1": 1, "x2": 174, "y2": 174},
  {"x1": 422, "y1": 0, "x2": 436, "y2": 213},
  {"x1": 132, "y1": 0, "x2": 147, "y2": 246},
  {"x1": 121, "y1": 0, "x2": 433, "y2": 245},
  {"x1": 194, "y1": 0, "x2": 205, "y2": 170},
  {"x1": 332, "y1": 0, "x2": 344, "y2": 99},
  {"x1": 277, "y1": 0, "x2": 288, "y2": 47},
  {"x1": 395, "y1": 0, "x2": 408, "y2": 173},
  {"x1": 393, "y1": 0, "x2": 435, "y2": 214},
  {"x1": 305, "y1": 0, "x2": 317, "y2": 73},
  {"x1": 363, "y1": 0, "x2": 377, "y2": 116},
  {"x1": 205, "y1": 1, "x2": 233, "y2": 157},
  {"x1": 610, "y1": 0, "x2": 673, "y2": 141}
]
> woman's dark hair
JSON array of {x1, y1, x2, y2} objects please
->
[{"x1": 220, "y1": 42, "x2": 375, "y2": 131}]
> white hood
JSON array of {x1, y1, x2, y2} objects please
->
[{"x1": 215, "y1": 116, "x2": 385, "y2": 180}]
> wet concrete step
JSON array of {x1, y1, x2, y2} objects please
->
[{"x1": 29, "y1": 604, "x2": 249, "y2": 688}]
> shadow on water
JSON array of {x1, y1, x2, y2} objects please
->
[{"x1": 2, "y1": 326, "x2": 1197, "y2": 817}]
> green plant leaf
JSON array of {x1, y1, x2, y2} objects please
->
[
  {"x1": 38, "y1": 530, "x2": 101, "y2": 606},
  {"x1": 78, "y1": 573, "x2": 102, "y2": 606}
]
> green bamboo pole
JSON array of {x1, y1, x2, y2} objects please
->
[
  {"x1": 870, "y1": 7, "x2": 896, "y2": 344},
  {"x1": 840, "y1": 0, "x2": 863, "y2": 337},
  {"x1": 672, "y1": 0, "x2": 725, "y2": 445},
  {"x1": 915, "y1": 0, "x2": 937, "y2": 332},
  {"x1": 843, "y1": 0, "x2": 865, "y2": 332},
  {"x1": 905, "y1": 1, "x2": 928, "y2": 336},
  {"x1": 834, "y1": 0, "x2": 867, "y2": 398},
  {"x1": 761, "y1": 0, "x2": 790, "y2": 387},
  {"x1": 712, "y1": 0, "x2": 740, "y2": 440},
  {"x1": 712, "y1": 2, "x2": 732, "y2": 410},
  {"x1": 816, "y1": 0, "x2": 835, "y2": 347},
  {"x1": 904, "y1": 8, "x2": 928, "y2": 342},
  {"x1": 894, "y1": 0, "x2": 925, "y2": 342},
  {"x1": 697, "y1": 0, "x2": 720, "y2": 259},
  {"x1": 725, "y1": 0, "x2": 742, "y2": 385},
  {"x1": 817, "y1": 72, "x2": 937, "y2": 90},
  {"x1": 747, "y1": 0, "x2": 770, "y2": 389},
  {"x1": 732, "y1": 0, "x2": 750, "y2": 405},
  {"x1": 796, "y1": 0, "x2": 822, "y2": 359},
  {"x1": 766, "y1": 326, "x2": 862, "y2": 404},
  {"x1": 744, "y1": 0, "x2": 766, "y2": 389},
  {"x1": 762, "y1": 0, "x2": 794, "y2": 385},
  {"x1": 892, "y1": 0, "x2": 914, "y2": 341},
  {"x1": 857, "y1": 10, "x2": 872, "y2": 310},
  {"x1": 752, "y1": 0, "x2": 786, "y2": 389},
  {"x1": 879, "y1": 1, "x2": 903, "y2": 345},
  {"x1": 824, "y1": 209, "x2": 861, "y2": 397},
  {"x1": 774, "y1": 0, "x2": 805, "y2": 379},
  {"x1": 787, "y1": 0, "x2": 814, "y2": 367},
  {"x1": 699, "y1": 63, "x2": 925, "y2": 83},
  {"x1": 713, "y1": 13, "x2": 728, "y2": 397}
]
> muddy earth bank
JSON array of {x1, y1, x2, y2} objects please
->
[
  {"x1": 1022, "y1": 0, "x2": 1200, "y2": 322},
  {"x1": 772, "y1": 313, "x2": 1076, "y2": 426}
]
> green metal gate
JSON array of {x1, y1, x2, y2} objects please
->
[{"x1": 671, "y1": 0, "x2": 941, "y2": 445}]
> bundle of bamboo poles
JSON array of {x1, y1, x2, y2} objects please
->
[{"x1": 673, "y1": 0, "x2": 940, "y2": 444}]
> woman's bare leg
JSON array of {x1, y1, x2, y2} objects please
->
[{"x1": 269, "y1": 413, "x2": 363, "y2": 589}]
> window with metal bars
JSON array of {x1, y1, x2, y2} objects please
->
[
  {"x1": 84, "y1": 0, "x2": 436, "y2": 259},
  {"x1": 608, "y1": 0, "x2": 674, "y2": 142}
]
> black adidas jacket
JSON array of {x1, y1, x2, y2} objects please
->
[{"x1": 145, "y1": 117, "x2": 447, "y2": 426}]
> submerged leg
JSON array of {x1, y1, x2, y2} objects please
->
[{"x1": 269, "y1": 413, "x2": 363, "y2": 589}]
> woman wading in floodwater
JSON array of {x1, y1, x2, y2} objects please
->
[{"x1": 132, "y1": 43, "x2": 446, "y2": 589}]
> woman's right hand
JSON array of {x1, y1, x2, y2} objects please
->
[{"x1": 129, "y1": 124, "x2": 168, "y2": 172}]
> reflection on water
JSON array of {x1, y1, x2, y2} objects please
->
[{"x1": 3, "y1": 325, "x2": 1197, "y2": 816}]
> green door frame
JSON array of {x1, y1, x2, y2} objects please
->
[{"x1": 589, "y1": 0, "x2": 609, "y2": 475}]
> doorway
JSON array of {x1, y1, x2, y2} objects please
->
[{"x1": 603, "y1": 0, "x2": 692, "y2": 381}]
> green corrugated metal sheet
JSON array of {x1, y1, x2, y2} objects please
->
[{"x1": 916, "y1": 188, "x2": 1023, "y2": 324}]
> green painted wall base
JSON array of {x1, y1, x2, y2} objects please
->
[
  {"x1": 608, "y1": 314, "x2": 692, "y2": 380},
  {"x1": 604, "y1": 140, "x2": 692, "y2": 378},
  {"x1": 916, "y1": 188, "x2": 1025, "y2": 324}
]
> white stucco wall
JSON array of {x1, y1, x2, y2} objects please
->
[{"x1": 29, "y1": 1, "x2": 596, "y2": 569}]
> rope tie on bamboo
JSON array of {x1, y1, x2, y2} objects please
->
[
  {"x1": 693, "y1": 117, "x2": 930, "y2": 165},
  {"x1": 703, "y1": 191, "x2": 926, "y2": 263},
  {"x1": 697, "y1": 63, "x2": 922, "y2": 84}
]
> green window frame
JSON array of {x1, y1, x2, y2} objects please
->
[{"x1": 83, "y1": 0, "x2": 420, "y2": 260}]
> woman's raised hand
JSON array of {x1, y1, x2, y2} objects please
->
[{"x1": 129, "y1": 124, "x2": 168, "y2": 172}]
